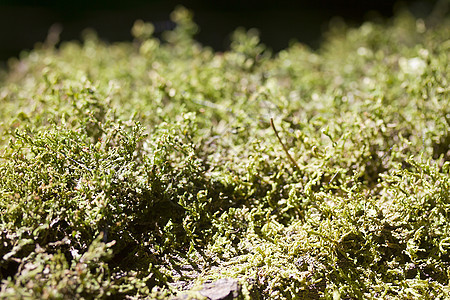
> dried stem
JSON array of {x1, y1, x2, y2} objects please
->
[{"x1": 270, "y1": 118, "x2": 300, "y2": 171}]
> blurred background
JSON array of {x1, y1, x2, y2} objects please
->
[{"x1": 0, "y1": 0, "x2": 442, "y2": 68}]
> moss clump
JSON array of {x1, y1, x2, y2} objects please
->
[{"x1": 1, "y1": 6, "x2": 449, "y2": 299}]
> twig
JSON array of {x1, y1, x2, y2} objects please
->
[
  {"x1": 44, "y1": 144, "x2": 93, "y2": 173},
  {"x1": 270, "y1": 118, "x2": 300, "y2": 171},
  {"x1": 23, "y1": 131, "x2": 93, "y2": 173},
  {"x1": 328, "y1": 170, "x2": 340, "y2": 185}
]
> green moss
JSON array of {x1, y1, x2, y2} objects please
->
[{"x1": 1, "y1": 6, "x2": 449, "y2": 299}]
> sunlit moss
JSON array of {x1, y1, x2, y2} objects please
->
[{"x1": 0, "y1": 6, "x2": 449, "y2": 299}]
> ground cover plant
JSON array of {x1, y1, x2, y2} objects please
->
[{"x1": 0, "y1": 6, "x2": 449, "y2": 299}]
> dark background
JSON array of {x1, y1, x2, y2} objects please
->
[{"x1": 0, "y1": 0, "x2": 441, "y2": 68}]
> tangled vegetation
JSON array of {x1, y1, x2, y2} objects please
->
[{"x1": 0, "y1": 6, "x2": 449, "y2": 299}]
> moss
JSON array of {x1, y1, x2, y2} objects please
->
[{"x1": 1, "y1": 6, "x2": 449, "y2": 299}]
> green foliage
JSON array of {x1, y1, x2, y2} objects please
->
[{"x1": 1, "y1": 6, "x2": 449, "y2": 299}]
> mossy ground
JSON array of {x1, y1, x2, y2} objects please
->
[{"x1": 0, "y1": 6, "x2": 449, "y2": 299}]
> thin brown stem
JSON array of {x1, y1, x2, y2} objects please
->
[{"x1": 270, "y1": 118, "x2": 300, "y2": 171}]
